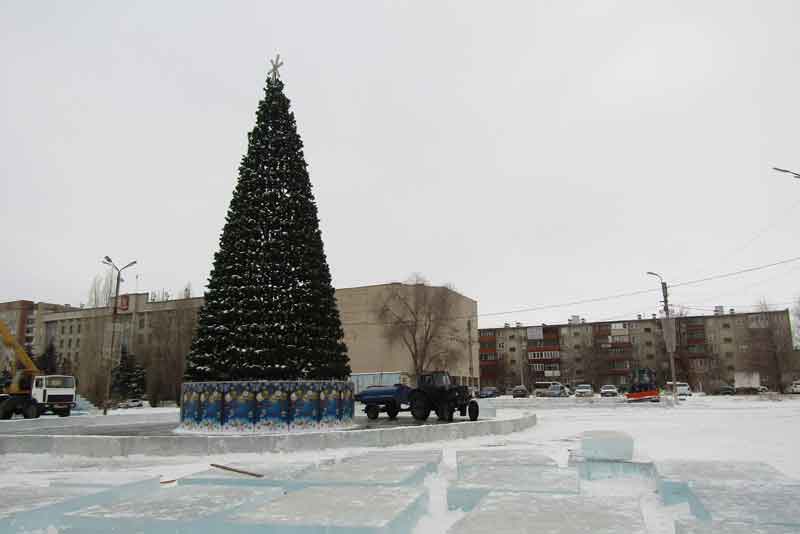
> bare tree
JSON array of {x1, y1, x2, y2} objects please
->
[
  {"x1": 76, "y1": 313, "x2": 111, "y2": 405},
  {"x1": 379, "y1": 275, "x2": 463, "y2": 382},
  {"x1": 86, "y1": 269, "x2": 118, "y2": 308}
]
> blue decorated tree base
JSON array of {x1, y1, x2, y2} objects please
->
[{"x1": 179, "y1": 380, "x2": 356, "y2": 434}]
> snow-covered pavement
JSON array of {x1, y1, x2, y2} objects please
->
[{"x1": 2, "y1": 395, "x2": 798, "y2": 533}]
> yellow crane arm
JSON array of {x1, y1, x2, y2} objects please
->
[{"x1": 0, "y1": 319, "x2": 41, "y2": 379}]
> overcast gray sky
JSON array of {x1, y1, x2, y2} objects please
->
[{"x1": 2, "y1": 1, "x2": 799, "y2": 327}]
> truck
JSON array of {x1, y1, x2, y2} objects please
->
[
  {"x1": 0, "y1": 320, "x2": 76, "y2": 419},
  {"x1": 734, "y1": 371, "x2": 760, "y2": 395},
  {"x1": 354, "y1": 370, "x2": 479, "y2": 422},
  {"x1": 625, "y1": 368, "x2": 660, "y2": 402}
]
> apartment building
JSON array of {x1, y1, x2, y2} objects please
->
[
  {"x1": 479, "y1": 309, "x2": 795, "y2": 393},
  {"x1": 0, "y1": 300, "x2": 72, "y2": 357}
]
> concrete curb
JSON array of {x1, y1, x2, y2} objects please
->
[{"x1": 0, "y1": 412, "x2": 537, "y2": 458}]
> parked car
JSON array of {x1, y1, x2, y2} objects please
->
[
  {"x1": 545, "y1": 383, "x2": 569, "y2": 397},
  {"x1": 511, "y1": 385, "x2": 529, "y2": 398},
  {"x1": 758, "y1": 385, "x2": 769, "y2": 393},
  {"x1": 119, "y1": 398, "x2": 144, "y2": 409},
  {"x1": 789, "y1": 381, "x2": 800, "y2": 394},
  {"x1": 599, "y1": 385, "x2": 619, "y2": 397},
  {"x1": 574, "y1": 384, "x2": 594, "y2": 398},
  {"x1": 667, "y1": 382, "x2": 692, "y2": 397},
  {"x1": 717, "y1": 384, "x2": 736, "y2": 395},
  {"x1": 478, "y1": 387, "x2": 500, "y2": 398},
  {"x1": 533, "y1": 381, "x2": 555, "y2": 397}
]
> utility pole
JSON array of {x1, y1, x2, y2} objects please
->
[
  {"x1": 647, "y1": 271, "x2": 678, "y2": 405},
  {"x1": 101, "y1": 256, "x2": 137, "y2": 415},
  {"x1": 467, "y1": 318, "x2": 474, "y2": 389}
]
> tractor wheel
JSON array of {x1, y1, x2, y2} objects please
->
[
  {"x1": 365, "y1": 405, "x2": 380, "y2": 420},
  {"x1": 410, "y1": 393, "x2": 430, "y2": 422},
  {"x1": 386, "y1": 403, "x2": 399, "y2": 420},
  {"x1": 22, "y1": 403, "x2": 39, "y2": 419},
  {"x1": 468, "y1": 400, "x2": 479, "y2": 421}
]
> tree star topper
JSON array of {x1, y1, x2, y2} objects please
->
[{"x1": 269, "y1": 54, "x2": 284, "y2": 82}]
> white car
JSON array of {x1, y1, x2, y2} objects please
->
[
  {"x1": 574, "y1": 384, "x2": 594, "y2": 397},
  {"x1": 790, "y1": 381, "x2": 800, "y2": 394},
  {"x1": 119, "y1": 398, "x2": 144, "y2": 409},
  {"x1": 600, "y1": 385, "x2": 619, "y2": 397}
]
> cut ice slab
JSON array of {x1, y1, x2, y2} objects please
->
[
  {"x1": 11, "y1": 484, "x2": 286, "y2": 533},
  {"x1": 573, "y1": 459, "x2": 655, "y2": 481},
  {"x1": 448, "y1": 463, "x2": 579, "y2": 511},
  {"x1": 456, "y1": 448, "x2": 555, "y2": 477},
  {"x1": 580, "y1": 430, "x2": 633, "y2": 461},
  {"x1": 688, "y1": 480, "x2": 800, "y2": 527},
  {"x1": 294, "y1": 454, "x2": 438, "y2": 487},
  {"x1": 655, "y1": 460, "x2": 788, "y2": 506},
  {"x1": 180, "y1": 461, "x2": 313, "y2": 487},
  {"x1": 229, "y1": 485, "x2": 427, "y2": 533},
  {"x1": 447, "y1": 492, "x2": 647, "y2": 534},
  {"x1": 1, "y1": 483, "x2": 115, "y2": 519},
  {"x1": 676, "y1": 519, "x2": 799, "y2": 534},
  {"x1": 342, "y1": 449, "x2": 443, "y2": 465}
]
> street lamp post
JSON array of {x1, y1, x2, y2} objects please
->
[
  {"x1": 101, "y1": 256, "x2": 137, "y2": 415},
  {"x1": 646, "y1": 271, "x2": 678, "y2": 405}
]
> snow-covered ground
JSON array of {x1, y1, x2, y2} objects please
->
[{"x1": 2, "y1": 395, "x2": 798, "y2": 533}]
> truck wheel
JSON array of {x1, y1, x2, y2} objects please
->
[
  {"x1": 410, "y1": 393, "x2": 430, "y2": 422},
  {"x1": 0, "y1": 402, "x2": 11, "y2": 420},
  {"x1": 386, "y1": 403, "x2": 399, "y2": 420},
  {"x1": 468, "y1": 400, "x2": 479, "y2": 421},
  {"x1": 366, "y1": 405, "x2": 380, "y2": 420},
  {"x1": 22, "y1": 403, "x2": 39, "y2": 419},
  {"x1": 56, "y1": 408, "x2": 71, "y2": 417}
]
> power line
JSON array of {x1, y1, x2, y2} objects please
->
[{"x1": 340, "y1": 255, "x2": 800, "y2": 327}]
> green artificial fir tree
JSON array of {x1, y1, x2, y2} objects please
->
[
  {"x1": 111, "y1": 347, "x2": 146, "y2": 400},
  {"x1": 185, "y1": 56, "x2": 350, "y2": 382}
]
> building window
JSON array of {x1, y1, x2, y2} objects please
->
[
  {"x1": 723, "y1": 323, "x2": 731, "y2": 329},
  {"x1": 647, "y1": 354, "x2": 654, "y2": 360},
  {"x1": 509, "y1": 334, "x2": 515, "y2": 339},
  {"x1": 67, "y1": 339, "x2": 72, "y2": 348},
  {"x1": 69, "y1": 325, "x2": 73, "y2": 334},
  {"x1": 510, "y1": 347, "x2": 516, "y2": 352},
  {"x1": 573, "y1": 344, "x2": 580, "y2": 350},
  {"x1": 727, "y1": 365, "x2": 735, "y2": 372},
  {"x1": 59, "y1": 339, "x2": 64, "y2": 348},
  {"x1": 644, "y1": 327, "x2": 652, "y2": 333},
  {"x1": 645, "y1": 341, "x2": 653, "y2": 347},
  {"x1": 498, "y1": 343, "x2": 505, "y2": 349},
  {"x1": 723, "y1": 337, "x2": 733, "y2": 343},
  {"x1": 76, "y1": 338, "x2": 80, "y2": 348},
  {"x1": 139, "y1": 317, "x2": 145, "y2": 329},
  {"x1": 575, "y1": 357, "x2": 582, "y2": 363},
  {"x1": 60, "y1": 325, "x2": 65, "y2": 335},
  {"x1": 725, "y1": 352, "x2": 733, "y2": 359},
  {"x1": 77, "y1": 323, "x2": 81, "y2": 334}
]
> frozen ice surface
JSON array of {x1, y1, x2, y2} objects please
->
[
  {"x1": 294, "y1": 452, "x2": 438, "y2": 486},
  {"x1": 447, "y1": 492, "x2": 647, "y2": 534},
  {"x1": 675, "y1": 519, "x2": 799, "y2": 534},
  {"x1": 229, "y1": 485, "x2": 427, "y2": 533},
  {"x1": 448, "y1": 463, "x2": 579, "y2": 511},
  {"x1": 581, "y1": 430, "x2": 633, "y2": 461},
  {"x1": 1, "y1": 483, "x2": 112, "y2": 519},
  {"x1": 655, "y1": 460, "x2": 788, "y2": 505},
  {"x1": 181, "y1": 461, "x2": 313, "y2": 487},
  {"x1": 688, "y1": 480, "x2": 800, "y2": 526}
]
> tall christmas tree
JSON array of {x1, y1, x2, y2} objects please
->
[{"x1": 185, "y1": 56, "x2": 350, "y2": 382}]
